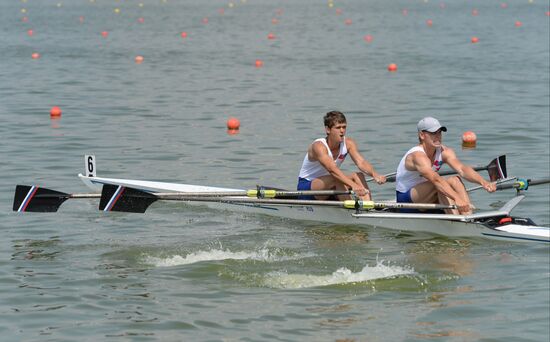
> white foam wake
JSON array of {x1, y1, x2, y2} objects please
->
[
  {"x1": 261, "y1": 262, "x2": 415, "y2": 289},
  {"x1": 144, "y1": 248, "x2": 312, "y2": 267}
]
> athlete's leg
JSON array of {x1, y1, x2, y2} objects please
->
[
  {"x1": 310, "y1": 175, "x2": 340, "y2": 200},
  {"x1": 446, "y1": 176, "x2": 474, "y2": 213},
  {"x1": 410, "y1": 178, "x2": 472, "y2": 215},
  {"x1": 349, "y1": 172, "x2": 371, "y2": 200},
  {"x1": 409, "y1": 181, "x2": 461, "y2": 214},
  {"x1": 311, "y1": 173, "x2": 369, "y2": 201}
]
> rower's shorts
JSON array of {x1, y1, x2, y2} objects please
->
[
  {"x1": 396, "y1": 189, "x2": 444, "y2": 214},
  {"x1": 396, "y1": 189, "x2": 420, "y2": 213},
  {"x1": 297, "y1": 177, "x2": 315, "y2": 200}
]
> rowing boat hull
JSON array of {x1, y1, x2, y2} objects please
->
[{"x1": 78, "y1": 174, "x2": 550, "y2": 243}]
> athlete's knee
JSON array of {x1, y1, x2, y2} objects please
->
[
  {"x1": 448, "y1": 175, "x2": 464, "y2": 187},
  {"x1": 350, "y1": 172, "x2": 367, "y2": 184}
]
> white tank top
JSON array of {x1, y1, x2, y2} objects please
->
[
  {"x1": 298, "y1": 138, "x2": 348, "y2": 180},
  {"x1": 396, "y1": 145, "x2": 444, "y2": 192}
]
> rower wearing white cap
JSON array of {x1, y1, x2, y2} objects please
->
[{"x1": 395, "y1": 117, "x2": 496, "y2": 215}]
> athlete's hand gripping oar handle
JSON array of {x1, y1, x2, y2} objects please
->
[
  {"x1": 365, "y1": 171, "x2": 396, "y2": 183},
  {"x1": 383, "y1": 155, "x2": 506, "y2": 183}
]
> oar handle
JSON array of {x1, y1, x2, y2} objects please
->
[
  {"x1": 496, "y1": 178, "x2": 550, "y2": 191},
  {"x1": 366, "y1": 171, "x2": 397, "y2": 183}
]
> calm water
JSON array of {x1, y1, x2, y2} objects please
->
[{"x1": 1, "y1": 0, "x2": 549, "y2": 341}]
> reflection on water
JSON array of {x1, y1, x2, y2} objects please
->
[
  {"x1": 12, "y1": 238, "x2": 63, "y2": 261},
  {"x1": 407, "y1": 239, "x2": 475, "y2": 277}
]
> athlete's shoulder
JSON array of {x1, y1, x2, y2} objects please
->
[
  {"x1": 441, "y1": 145, "x2": 456, "y2": 157},
  {"x1": 343, "y1": 136, "x2": 357, "y2": 147}
]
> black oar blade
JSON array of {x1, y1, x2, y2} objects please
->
[
  {"x1": 99, "y1": 184, "x2": 158, "y2": 213},
  {"x1": 13, "y1": 185, "x2": 69, "y2": 212},
  {"x1": 487, "y1": 155, "x2": 507, "y2": 181}
]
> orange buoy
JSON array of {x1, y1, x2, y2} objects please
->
[
  {"x1": 344, "y1": 18, "x2": 352, "y2": 25},
  {"x1": 336, "y1": 8, "x2": 342, "y2": 15},
  {"x1": 500, "y1": 3, "x2": 508, "y2": 9},
  {"x1": 546, "y1": 11, "x2": 550, "y2": 17},
  {"x1": 472, "y1": 9, "x2": 479, "y2": 16},
  {"x1": 202, "y1": 17, "x2": 208, "y2": 24},
  {"x1": 462, "y1": 131, "x2": 477, "y2": 148},
  {"x1": 271, "y1": 18, "x2": 279, "y2": 24},
  {"x1": 50, "y1": 106, "x2": 62, "y2": 118},
  {"x1": 402, "y1": 9, "x2": 409, "y2": 16},
  {"x1": 181, "y1": 31, "x2": 188, "y2": 38},
  {"x1": 364, "y1": 34, "x2": 373, "y2": 43},
  {"x1": 387, "y1": 63, "x2": 397, "y2": 72},
  {"x1": 426, "y1": 19, "x2": 433, "y2": 27},
  {"x1": 267, "y1": 32, "x2": 275, "y2": 40},
  {"x1": 31, "y1": 52, "x2": 40, "y2": 59},
  {"x1": 226, "y1": 117, "x2": 240, "y2": 130},
  {"x1": 27, "y1": 29, "x2": 34, "y2": 36},
  {"x1": 135, "y1": 55, "x2": 144, "y2": 64},
  {"x1": 79, "y1": 16, "x2": 85, "y2": 23},
  {"x1": 22, "y1": 16, "x2": 29, "y2": 22},
  {"x1": 514, "y1": 20, "x2": 522, "y2": 27},
  {"x1": 101, "y1": 31, "x2": 108, "y2": 38},
  {"x1": 138, "y1": 17, "x2": 145, "y2": 23},
  {"x1": 255, "y1": 59, "x2": 263, "y2": 68},
  {"x1": 471, "y1": 36, "x2": 479, "y2": 43}
]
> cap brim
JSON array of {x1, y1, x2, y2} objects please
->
[{"x1": 423, "y1": 126, "x2": 447, "y2": 133}]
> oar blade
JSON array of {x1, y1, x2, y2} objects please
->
[
  {"x1": 13, "y1": 185, "x2": 69, "y2": 212},
  {"x1": 487, "y1": 155, "x2": 507, "y2": 181},
  {"x1": 99, "y1": 184, "x2": 158, "y2": 213}
]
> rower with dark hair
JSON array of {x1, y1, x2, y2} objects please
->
[{"x1": 297, "y1": 111, "x2": 386, "y2": 200}]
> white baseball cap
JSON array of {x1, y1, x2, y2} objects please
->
[{"x1": 417, "y1": 117, "x2": 447, "y2": 133}]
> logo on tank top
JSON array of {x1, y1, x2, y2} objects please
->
[
  {"x1": 433, "y1": 160, "x2": 443, "y2": 171},
  {"x1": 338, "y1": 153, "x2": 347, "y2": 161}
]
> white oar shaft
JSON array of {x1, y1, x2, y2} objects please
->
[
  {"x1": 153, "y1": 195, "x2": 455, "y2": 210},
  {"x1": 68, "y1": 194, "x2": 101, "y2": 199},
  {"x1": 137, "y1": 189, "x2": 351, "y2": 198}
]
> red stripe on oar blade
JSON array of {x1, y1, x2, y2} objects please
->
[
  {"x1": 104, "y1": 186, "x2": 125, "y2": 211},
  {"x1": 19, "y1": 186, "x2": 38, "y2": 212}
]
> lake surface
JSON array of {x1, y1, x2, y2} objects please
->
[{"x1": 1, "y1": 0, "x2": 549, "y2": 341}]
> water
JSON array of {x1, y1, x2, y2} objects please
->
[{"x1": 1, "y1": 0, "x2": 549, "y2": 341}]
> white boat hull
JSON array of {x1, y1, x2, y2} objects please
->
[{"x1": 79, "y1": 174, "x2": 550, "y2": 243}]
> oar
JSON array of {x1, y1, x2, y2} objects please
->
[
  {"x1": 466, "y1": 177, "x2": 516, "y2": 192},
  {"x1": 99, "y1": 184, "x2": 456, "y2": 213},
  {"x1": 12, "y1": 184, "x2": 355, "y2": 213},
  {"x1": 467, "y1": 177, "x2": 550, "y2": 192},
  {"x1": 381, "y1": 155, "x2": 507, "y2": 183},
  {"x1": 495, "y1": 178, "x2": 549, "y2": 191},
  {"x1": 13, "y1": 185, "x2": 100, "y2": 212}
]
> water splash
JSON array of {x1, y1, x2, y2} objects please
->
[
  {"x1": 143, "y1": 247, "x2": 313, "y2": 267},
  {"x1": 261, "y1": 262, "x2": 415, "y2": 289}
]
